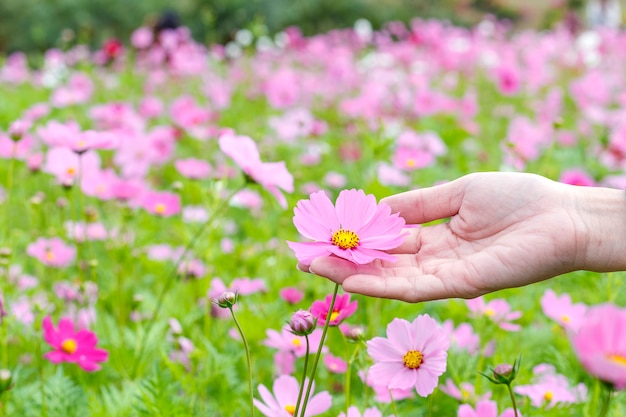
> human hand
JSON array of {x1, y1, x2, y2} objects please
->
[{"x1": 301, "y1": 172, "x2": 626, "y2": 302}]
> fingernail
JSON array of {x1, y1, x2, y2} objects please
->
[{"x1": 296, "y1": 263, "x2": 306, "y2": 273}]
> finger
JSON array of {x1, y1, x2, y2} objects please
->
[
  {"x1": 309, "y1": 256, "x2": 382, "y2": 284},
  {"x1": 340, "y1": 274, "x2": 455, "y2": 303},
  {"x1": 381, "y1": 177, "x2": 466, "y2": 224}
]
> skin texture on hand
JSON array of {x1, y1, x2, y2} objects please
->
[{"x1": 301, "y1": 172, "x2": 626, "y2": 303}]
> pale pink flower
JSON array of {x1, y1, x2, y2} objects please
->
[
  {"x1": 540, "y1": 289, "x2": 587, "y2": 332},
  {"x1": 440, "y1": 378, "x2": 491, "y2": 403},
  {"x1": 514, "y1": 364, "x2": 586, "y2": 407},
  {"x1": 457, "y1": 400, "x2": 520, "y2": 417},
  {"x1": 27, "y1": 237, "x2": 76, "y2": 268},
  {"x1": 310, "y1": 293, "x2": 357, "y2": 326},
  {"x1": 323, "y1": 354, "x2": 348, "y2": 373},
  {"x1": 175, "y1": 158, "x2": 212, "y2": 180},
  {"x1": 367, "y1": 314, "x2": 449, "y2": 397},
  {"x1": 263, "y1": 326, "x2": 326, "y2": 359},
  {"x1": 44, "y1": 147, "x2": 100, "y2": 186},
  {"x1": 254, "y1": 375, "x2": 331, "y2": 417},
  {"x1": 442, "y1": 320, "x2": 481, "y2": 354},
  {"x1": 219, "y1": 132, "x2": 293, "y2": 208},
  {"x1": 466, "y1": 297, "x2": 522, "y2": 331},
  {"x1": 279, "y1": 287, "x2": 304, "y2": 304},
  {"x1": 131, "y1": 26, "x2": 154, "y2": 49},
  {"x1": 359, "y1": 369, "x2": 415, "y2": 403},
  {"x1": 571, "y1": 303, "x2": 626, "y2": 389},
  {"x1": 42, "y1": 316, "x2": 108, "y2": 372},
  {"x1": 339, "y1": 406, "x2": 387, "y2": 417},
  {"x1": 182, "y1": 206, "x2": 209, "y2": 223},
  {"x1": 140, "y1": 191, "x2": 181, "y2": 217},
  {"x1": 323, "y1": 172, "x2": 347, "y2": 188},
  {"x1": 287, "y1": 189, "x2": 407, "y2": 265}
]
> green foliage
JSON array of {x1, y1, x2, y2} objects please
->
[{"x1": 0, "y1": 0, "x2": 521, "y2": 54}]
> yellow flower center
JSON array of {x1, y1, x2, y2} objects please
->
[
  {"x1": 61, "y1": 338, "x2": 77, "y2": 354},
  {"x1": 45, "y1": 251, "x2": 55, "y2": 261},
  {"x1": 292, "y1": 338, "x2": 301, "y2": 347},
  {"x1": 331, "y1": 228, "x2": 359, "y2": 250},
  {"x1": 67, "y1": 167, "x2": 76, "y2": 176},
  {"x1": 544, "y1": 391, "x2": 553, "y2": 402},
  {"x1": 155, "y1": 203, "x2": 166, "y2": 214},
  {"x1": 330, "y1": 311, "x2": 340, "y2": 322},
  {"x1": 402, "y1": 350, "x2": 423, "y2": 369},
  {"x1": 406, "y1": 158, "x2": 416, "y2": 167},
  {"x1": 461, "y1": 389, "x2": 470, "y2": 399},
  {"x1": 607, "y1": 353, "x2": 626, "y2": 367},
  {"x1": 77, "y1": 140, "x2": 86, "y2": 148},
  {"x1": 284, "y1": 405, "x2": 296, "y2": 415},
  {"x1": 484, "y1": 308, "x2": 495, "y2": 317},
  {"x1": 561, "y1": 315, "x2": 570, "y2": 323}
]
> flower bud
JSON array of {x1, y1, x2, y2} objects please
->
[
  {"x1": 8, "y1": 119, "x2": 30, "y2": 141},
  {"x1": 0, "y1": 369, "x2": 13, "y2": 394},
  {"x1": 480, "y1": 356, "x2": 521, "y2": 386},
  {"x1": 288, "y1": 310, "x2": 316, "y2": 336},
  {"x1": 214, "y1": 291, "x2": 237, "y2": 309}
]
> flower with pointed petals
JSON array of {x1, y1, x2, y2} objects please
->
[
  {"x1": 367, "y1": 314, "x2": 449, "y2": 397},
  {"x1": 540, "y1": 289, "x2": 587, "y2": 332},
  {"x1": 310, "y1": 293, "x2": 357, "y2": 326},
  {"x1": 42, "y1": 316, "x2": 108, "y2": 372},
  {"x1": 27, "y1": 237, "x2": 76, "y2": 268},
  {"x1": 571, "y1": 303, "x2": 626, "y2": 389},
  {"x1": 219, "y1": 132, "x2": 293, "y2": 208},
  {"x1": 287, "y1": 189, "x2": 407, "y2": 265},
  {"x1": 254, "y1": 374, "x2": 331, "y2": 417},
  {"x1": 458, "y1": 400, "x2": 520, "y2": 417}
]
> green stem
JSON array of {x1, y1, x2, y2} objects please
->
[
  {"x1": 506, "y1": 383, "x2": 519, "y2": 417},
  {"x1": 293, "y1": 335, "x2": 310, "y2": 417},
  {"x1": 598, "y1": 383, "x2": 614, "y2": 417},
  {"x1": 389, "y1": 389, "x2": 399, "y2": 416},
  {"x1": 131, "y1": 184, "x2": 244, "y2": 377},
  {"x1": 344, "y1": 341, "x2": 360, "y2": 414},
  {"x1": 229, "y1": 306, "x2": 254, "y2": 417},
  {"x1": 299, "y1": 284, "x2": 340, "y2": 417}
]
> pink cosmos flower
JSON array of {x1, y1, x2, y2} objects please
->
[
  {"x1": 339, "y1": 406, "x2": 386, "y2": 417},
  {"x1": 27, "y1": 237, "x2": 76, "y2": 268},
  {"x1": 324, "y1": 354, "x2": 348, "y2": 373},
  {"x1": 287, "y1": 189, "x2": 407, "y2": 265},
  {"x1": 140, "y1": 191, "x2": 181, "y2": 217},
  {"x1": 514, "y1": 364, "x2": 586, "y2": 408},
  {"x1": 367, "y1": 314, "x2": 450, "y2": 397},
  {"x1": 466, "y1": 297, "x2": 522, "y2": 331},
  {"x1": 310, "y1": 293, "x2": 357, "y2": 326},
  {"x1": 571, "y1": 303, "x2": 626, "y2": 389},
  {"x1": 42, "y1": 316, "x2": 108, "y2": 372},
  {"x1": 440, "y1": 378, "x2": 491, "y2": 403},
  {"x1": 457, "y1": 400, "x2": 520, "y2": 417},
  {"x1": 540, "y1": 289, "x2": 587, "y2": 332},
  {"x1": 264, "y1": 326, "x2": 326, "y2": 359},
  {"x1": 254, "y1": 375, "x2": 331, "y2": 417},
  {"x1": 279, "y1": 287, "x2": 304, "y2": 304},
  {"x1": 359, "y1": 370, "x2": 415, "y2": 403},
  {"x1": 559, "y1": 169, "x2": 595, "y2": 187},
  {"x1": 442, "y1": 320, "x2": 481, "y2": 354},
  {"x1": 218, "y1": 132, "x2": 294, "y2": 208},
  {"x1": 175, "y1": 158, "x2": 212, "y2": 180}
]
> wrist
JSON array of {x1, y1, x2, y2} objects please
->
[{"x1": 573, "y1": 185, "x2": 626, "y2": 273}]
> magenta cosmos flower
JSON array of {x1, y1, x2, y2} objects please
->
[
  {"x1": 254, "y1": 374, "x2": 331, "y2": 417},
  {"x1": 367, "y1": 314, "x2": 449, "y2": 397},
  {"x1": 287, "y1": 189, "x2": 407, "y2": 265},
  {"x1": 310, "y1": 293, "x2": 357, "y2": 326},
  {"x1": 219, "y1": 132, "x2": 293, "y2": 208},
  {"x1": 42, "y1": 316, "x2": 108, "y2": 372},
  {"x1": 571, "y1": 303, "x2": 626, "y2": 389}
]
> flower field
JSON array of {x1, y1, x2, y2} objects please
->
[{"x1": 1, "y1": 17, "x2": 626, "y2": 416}]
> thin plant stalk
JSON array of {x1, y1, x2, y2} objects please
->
[
  {"x1": 229, "y1": 306, "x2": 255, "y2": 417},
  {"x1": 505, "y1": 383, "x2": 519, "y2": 417},
  {"x1": 389, "y1": 390, "x2": 399, "y2": 416},
  {"x1": 299, "y1": 283, "x2": 340, "y2": 417},
  {"x1": 293, "y1": 335, "x2": 310, "y2": 417},
  {"x1": 344, "y1": 340, "x2": 361, "y2": 414},
  {"x1": 598, "y1": 383, "x2": 614, "y2": 417},
  {"x1": 131, "y1": 184, "x2": 245, "y2": 377}
]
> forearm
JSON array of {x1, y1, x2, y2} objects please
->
[{"x1": 573, "y1": 185, "x2": 626, "y2": 273}]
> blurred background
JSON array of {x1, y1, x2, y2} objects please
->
[{"x1": 2, "y1": 0, "x2": 625, "y2": 55}]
